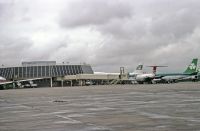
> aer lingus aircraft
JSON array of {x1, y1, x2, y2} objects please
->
[{"x1": 152, "y1": 58, "x2": 198, "y2": 83}]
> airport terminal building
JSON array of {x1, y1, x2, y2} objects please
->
[
  {"x1": 0, "y1": 61, "x2": 130, "y2": 89},
  {"x1": 0, "y1": 61, "x2": 93, "y2": 80},
  {"x1": 0, "y1": 61, "x2": 94, "y2": 88}
]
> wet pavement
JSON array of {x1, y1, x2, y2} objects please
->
[{"x1": 1, "y1": 82, "x2": 200, "y2": 131}]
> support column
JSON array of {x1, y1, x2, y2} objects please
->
[
  {"x1": 61, "y1": 80, "x2": 63, "y2": 87},
  {"x1": 50, "y1": 77, "x2": 53, "y2": 87},
  {"x1": 13, "y1": 81, "x2": 15, "y2": 89},
  {"x1": 70, "y1": 80, "x2": 72, "y2": 87},
  {"x1": 79, "y1": 80, "x2": 83, "y2": 86}
]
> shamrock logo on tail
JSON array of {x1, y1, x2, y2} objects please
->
[{"x1": 189, "y1": 63, "x2": 196, "y2": 70}]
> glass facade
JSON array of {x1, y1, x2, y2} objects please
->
[{"x1": 0, "y1": 65, "x2": 93, "y2": 79}]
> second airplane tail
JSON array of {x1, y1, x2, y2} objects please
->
[{"x1": 184, "y1": 58, "x2": 198, "y2": 74}]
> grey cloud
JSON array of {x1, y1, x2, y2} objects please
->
[
  {"x1": 0, "y1": 2, "x2": 14, "y2": 22},
  {"x1": 98, "y1": 0, "x2": 200, "y2": 39},
  {"x1": 88, "y1": 0, "x2": 200, "y2": 72},
  {"x1": 1, "y1": 0, "x2": 200, "y2": 73},
  {"x1": 148, "y1": 3, "x2": 200, "y2": 39},
  {"x1": 60, "y1": 0, "x2": 132, "y2": 28},
  {"x1": 27, "y1": 42, "x2": 68, "y2": 60},
  {"x1": 0, "y1": 37, "x2": 33, "y2": 66}
]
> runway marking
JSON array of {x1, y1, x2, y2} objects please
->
[
  {"x1": 0, "y1": 105, "x2": 32, "y2": 109},
  {"x1": 85, "y1": 126, "x2": 112, "y2": 131},
  {"x1": 55, "y1": 115, "x2": 82, "y2": 124},
  {"x1": 67, "y1": 114, "x2": 84, "y2": 117},
  {"x1": 86, "y1": 107, "x2": 115, "y2": 111},
  {"x1": 9, "y1": 110, "x2": 32, "y2": 113},
  {"x1": 31, "y1": 110, "x2": 72, "y2": 116},
  {"x1": 140, "y1": 111, "x2": 200, "y2": 122}
]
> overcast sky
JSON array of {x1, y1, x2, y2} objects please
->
[{"x1": 0, "y1": 0, "x2": 200, "y2": 73}]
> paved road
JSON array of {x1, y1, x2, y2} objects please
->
[{"x1": 1, "y1": 83, "x2": 200, "y2": 131}]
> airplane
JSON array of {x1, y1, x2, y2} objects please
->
[
  {"x1": 0, "y1": 76, "x2": 6, "y2": 81},
  {"x1": 152, "y1": 58, "x2": 198, "y2": 83},
  {"x1": 0, "y1": 76, "x2": 13, "y2": 90},
  {"x1": 129, "y1": 64, "x2": 155, "y2": 84},
  {"x1": 0, "y1": 77, "x2": 47, "y2": 89}
]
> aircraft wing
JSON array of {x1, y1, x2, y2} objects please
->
[
  {"x1": 0, "y1": 81, "x2": 13, "y2": 85},
  {"x1": 0, "y1": 78, "x2": 48, "y2": 86},
  {"x1": 16, "y1": 78, "x2": 48, "y2": 82}
]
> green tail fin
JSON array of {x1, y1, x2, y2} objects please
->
[{"x1": 184, "y1": 58, "x2": 198, "y2": 74}]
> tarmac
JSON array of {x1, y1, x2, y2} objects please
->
[{"x1": 1, "y1": 82, "x2": 200, "y2": 131}]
